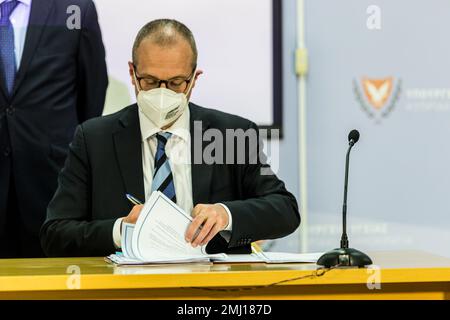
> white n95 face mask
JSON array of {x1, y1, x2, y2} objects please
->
[{"x1": 134, "y1": 71, "x2": 195, "y2": 128}]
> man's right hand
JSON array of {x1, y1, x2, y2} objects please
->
[{"x1": 123, "y1": 205, "x2": 143, "y2": 224}]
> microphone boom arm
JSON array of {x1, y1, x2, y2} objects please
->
[{"x1": 341, "y1": 141, "x2": 354, "y2": 249}]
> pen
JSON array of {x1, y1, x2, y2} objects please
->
[
  {"x1": 251, "y1": 242, "x2": 263, "y2": 254},
  {"x1": 126, "y1": 193, "x2": 143, "y2": 206}
]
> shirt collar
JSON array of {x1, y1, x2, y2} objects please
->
[
  {"x1": 138, "y1": 106, "x2": 191, "y2": 143},
  {"x1": 0, "y1": 0, "x2": 32, "y2": 6}
]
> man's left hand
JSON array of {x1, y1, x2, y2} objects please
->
[{"x1": 185, "y1": 204, "x2": 229, "y2": 247}]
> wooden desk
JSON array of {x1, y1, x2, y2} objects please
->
[{"x1": 0, "y1": 251, "x2": 449, "y2": 299}]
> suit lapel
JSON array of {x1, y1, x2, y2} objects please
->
[
  {"x1": 190, "y1": 104, "x2": 213, "y2": 205},
  {"x1": 12, "y1": 0, "x2": 54, "y2": 97},
  {"x1": 113, "y1": 105, "x2": 145, "y2": 203}
]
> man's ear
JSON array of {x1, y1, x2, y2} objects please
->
[
  {"x1": 194, "y1": 69, "x2": 203, "y2": 81},
  {"x1": 191, "y1": 69, "x2": 203, "y2": 89},
  {"x1": 128, "y1": 61, "x2": 136, "y2": 87}
]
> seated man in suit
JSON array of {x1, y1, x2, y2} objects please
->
[{"x1": 40, "y1": 19, "x2": 300, "y2": 257}]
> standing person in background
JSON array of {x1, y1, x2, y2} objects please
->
[{"x1": 0, "y1": 0, "x2": 108, "y2": 258}]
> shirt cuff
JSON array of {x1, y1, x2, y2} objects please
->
[
  {"x1": 217, "y1": 203, "x2": 232, "y2": 231},
  {"x1": 217, "y1": 203, "x2": 232, "y2": 243},
  {"x1": 113, "y1": 218, "x2": 124, "y2": 249}
]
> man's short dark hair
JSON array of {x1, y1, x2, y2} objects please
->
[{"x1": 132, "y1": 19, "x2": 198, "y2": 68}]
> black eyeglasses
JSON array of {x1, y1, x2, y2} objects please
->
[{"x1": 133, "y1": 64, "x2": 196, "y2": 93}]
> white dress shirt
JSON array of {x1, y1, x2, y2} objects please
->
[
  {"x1": 0, "y1": 0, "x2": 32, "y2": 68},
  {"x1": 113, "y1": 108, "x2": 232, "y2": 248}
]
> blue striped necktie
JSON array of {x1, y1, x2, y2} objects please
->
[
  {"x1": 151, "y1": 132, "x2": 177, "y2": 203},
  {"x1": 0, "y1": 0, "x2": 19, "y2": 95}
]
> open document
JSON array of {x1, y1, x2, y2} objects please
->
[
  {"x1": 106, "y1": 191, "x2": 323, "y2": 266},
  {"x1": 108, "y1": 191, "x2": 226, "y2": 264}
]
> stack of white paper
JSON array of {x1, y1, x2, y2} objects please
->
[
  {"x1": 107, "y1": 191, "x2": 226, "y2": 265},
  {"x1": 211, "y1": 252, "x2": 324, "y2": 264},
  {"x1": 105, "y1": 191, "x2": 323, "y2": 266},
  {"x1": 106, "y1": 252, "x2": 211, "y2": 265}
]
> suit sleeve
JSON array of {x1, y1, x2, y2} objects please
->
[
  {"x1": 76, "y1": 0, "x2": 108, "y2": 123},
  {"x1": 221, "y1": 122, "x2": 301, "y2": 248},
  {"x1": 40, "y1": 125, "x2": 116, "y2": 257}
]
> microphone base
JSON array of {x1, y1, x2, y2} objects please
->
[{"x1": 317, "y1": 248, "x2": 373, "y2": 268}]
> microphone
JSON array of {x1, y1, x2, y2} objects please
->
[
  {"x1": 316, "y1": 130, "x2": 373, "y2": 268},
  {"x1": 348, "y1": 129, "x2": 360, "y2": 145}
]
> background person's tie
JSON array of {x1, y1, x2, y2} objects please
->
[
  {"x1": 151, "y1": 132, "x2": 177, "y2": 203},
  {"x1": 0, "y1": 0, "x2": 19, "y2": 96}
]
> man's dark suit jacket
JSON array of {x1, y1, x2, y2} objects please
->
[
  {"x1": 40, "y1": 103, "x2": 300, "y2": 257},
  {"x1": 0, "y1": 0, "x2": 107, "y2": 238}
]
